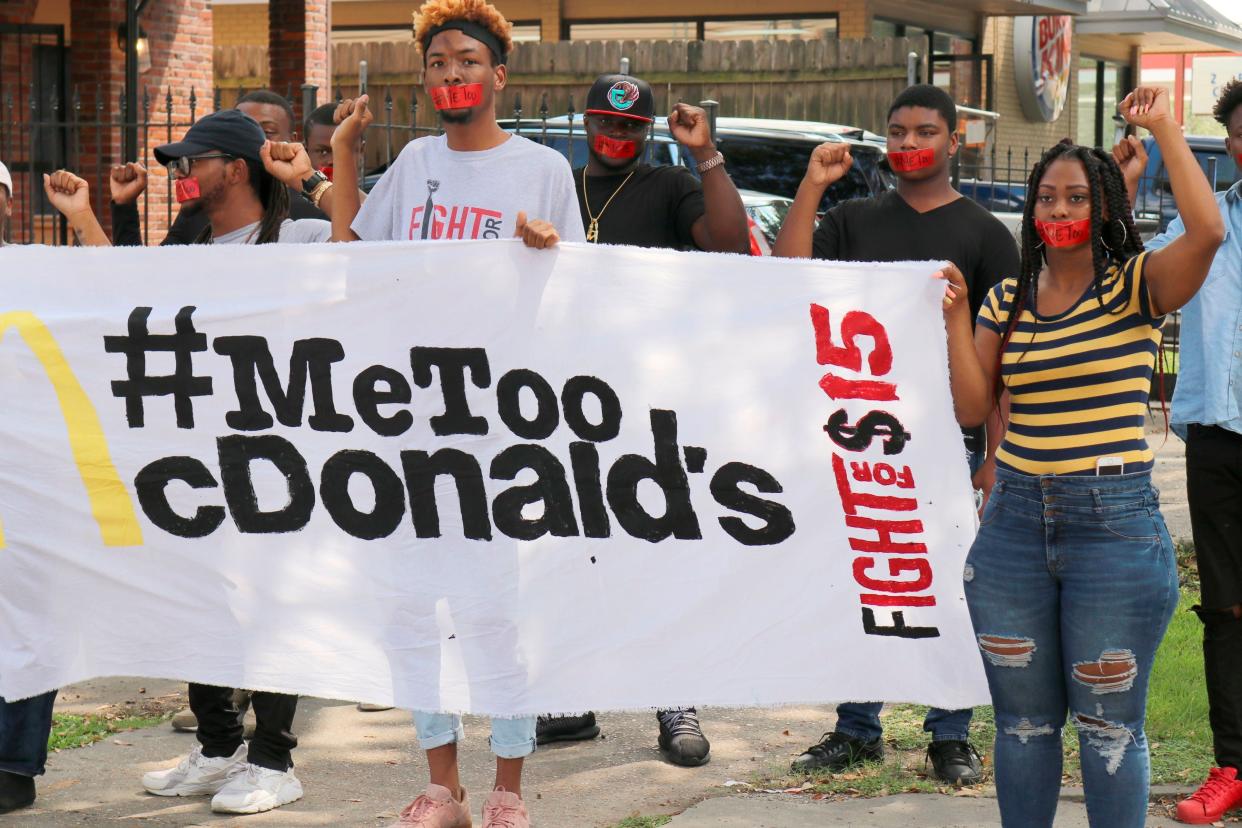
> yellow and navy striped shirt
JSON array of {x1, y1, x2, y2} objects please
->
[{"x1": 977, "y1": 252, "x2": 1162, "y2": 476}]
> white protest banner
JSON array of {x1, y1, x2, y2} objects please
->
[{"x1": 0, "y1": 240, "x2": 988, "y2": 712}]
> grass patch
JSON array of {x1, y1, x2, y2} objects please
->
[
  {"x1": 1148, "y1": 589, "x2": 1213, "y2": 785},
  {"x1": 49, "y1": 712, "x2": 168, "y2": 751},
  {"x1": 610, "y1": 817, "x2": 672, "y2": 828},
  {"x1": 756, "y1": 582, "x2": 1210, "y2": 796}
]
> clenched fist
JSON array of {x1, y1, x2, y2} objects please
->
[
  {"x1": 804, "y1": 142, "x2": 853, "y2": 190},
  {"x1": 109, "y1": 162, "x2": 148, "y2": 205}
]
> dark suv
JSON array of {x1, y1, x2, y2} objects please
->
[
  {"x1": 497, "y1": 115, "x2": 891, "y2": 214},
  {"x1": 1135, "y1": 134, "x2": 1236, "y2": 232}
]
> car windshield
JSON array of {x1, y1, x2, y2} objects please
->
[
  {"x1": 1196, "y1": 148, "x2": 1238, "y2": 191},
  {"x1": 748, "y1": 199, "x2": 792, "y2": 243},
  {"x1": 717, "y1": 135, "x2": 878, "y2": 211},
  {"x1": 511, "y1": 131, "x2": 681, "y2": 168}
]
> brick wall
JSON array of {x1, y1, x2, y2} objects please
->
[
  {"x1": 64, "y1": 0, "x2": 214, "y2": 244},
  {"x1": 214, "y1": 3, "x2": 269, "y2": 47},
  {"x1": 983, "y1": 16, "x2": 1077, "y2": 171},
  {"x1": 269, "y1": 0, "x2": 329, "y2": 124},
  {"x1": 0, "y1": 1, "x2": 40, "y2": 24}
]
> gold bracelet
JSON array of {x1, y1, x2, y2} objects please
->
[{"x1": 309, "y1": 180, "x2": 334, "y2": 208}]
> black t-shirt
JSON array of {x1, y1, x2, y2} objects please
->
[
  {"x1": 812, "y1": 189, "x2": 1020, "y2": 455},
  {"x1": 574, "y1": 163, "x2": 706, "y2": 250},
  {"x1": 812, "y1": 189, "x2": 1019, "y2": 322}
]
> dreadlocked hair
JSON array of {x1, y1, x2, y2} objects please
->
[
  {"x1": 996, "y1": 138, "x2": 1145, "y2": 400},
  {"x1": 193, "y1": 159, "x2": 290, "y2": 245}
]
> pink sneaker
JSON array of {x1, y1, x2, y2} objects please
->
[
  {"x1": 389, "y1": 783, "x2": 471, "y2": 827},
  {"x1": 482, "y1": 788, "x2": 529, "y2": 828}
]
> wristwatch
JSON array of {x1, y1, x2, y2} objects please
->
[
  {"x1": 695, "y1": 151, "x2": 726, "y2": 174},
  {"x1": 300, "y1": 170, "x2": 333, "y2": 208}
]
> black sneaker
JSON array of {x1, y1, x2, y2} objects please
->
[
  {"x1": 0, "y1": 771, "x2": 35, "y2": 814},
  {"x1": 791, "y1": 732, "x2": 883, "y2": 772},
  {"x1": 536, "y1": 712, "x2": 600, "y2": 745},
  {"x1": 657, "y1": 708, "x2": 710, "y2": 767},
  {"x1": 927, "y1": 739, "x2": 983, "y2": 785}
]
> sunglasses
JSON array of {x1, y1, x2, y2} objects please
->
[{"x1": 165, "y1": 153, "x2": 236, "y2": 176}]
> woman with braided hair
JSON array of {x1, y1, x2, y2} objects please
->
[{"x1": 938, "y1": 86, "x2": 1225, "y2": 826}]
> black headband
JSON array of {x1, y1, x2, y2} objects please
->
[{"x1": 422, "y1": 20, "x2": 507, "y2": 65}]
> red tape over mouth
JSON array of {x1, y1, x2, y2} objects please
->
[
  {"x1": 888, "y1": 148, "x2": 935, "y2": 172},
  {"x1": 593, "y1": 134, "x2": 637, "y2": 159},
  {"x1": 430, "y1": 84, "x2": 484, "y2": 111},
  {"x1": 174, "y1": 177, "x2": 201, "y2": 203},
  {"x1": 1036, "y1": 218, "x2": 1092, "y2": 248}
]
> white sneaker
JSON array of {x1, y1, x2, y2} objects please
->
[
  {"x1": 211, "y1": 763, "x2": 304, "y2": 814},
  {"x1": 142, "y1": 744, "x2": 247, "y2": 796}
]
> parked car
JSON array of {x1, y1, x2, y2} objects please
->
[
  {"x1": 741, "y1": 189, "x2": 795, "y2": 255},
  {"x1": 498, "y1": 115, "x2": 891, "y2": 215},
  {"x1": 1135, "y1": 134, "x2": 1236, "y2": 232},
  {"x1": 958, "y1": 179, "x2": 1028, "y2": 213}
]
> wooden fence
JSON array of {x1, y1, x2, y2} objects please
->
[{"x1": 216, "y1": 35, "x2": 924, "y2": 139}]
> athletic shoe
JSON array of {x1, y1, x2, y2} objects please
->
[
  {"x1": 210, "y1": 762, "x2": 303, "y2": 814},
  {"x1": 926, "y1": 739, "x2": 983, "y2": 784},
  {"x1": 536, "y1": 712, "x2": 600, "y2": 744},
  {"x1": 142, "y1": 743, "x2": 247, "y2": 796},
  {"x1": 657, "y1": 708, "x2": 711, "y2": 767},
  {"x1": 389, "y1": 783, "x2": 472, "y2": 827},
  {"x1": 358, "y1": 703, "x2": 395, "y2": 712},
  {"x1": 482, "y1": 787, "x2": 529, "y2": 828},
  {"x1": 0, "y1": 771, "x2": 35, "y2": 813},
  {"x1": 1176, "y1": 766, "x2": 1242, "y2": 824},
  {"x1": 791, "y1": 731, "x2": 883, "y2": 772}
]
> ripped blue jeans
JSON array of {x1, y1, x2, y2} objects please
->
[{"x1": 964, "y1": 468, "x2": 1178, "y2": 828}]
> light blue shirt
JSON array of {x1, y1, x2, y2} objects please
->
[{"x1": 1145, "y1": 179, "x2": 1242, "y2": 439}]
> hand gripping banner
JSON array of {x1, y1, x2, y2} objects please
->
[{"x1": 0, "y1": 241, "x2": 987, "y2": 712}]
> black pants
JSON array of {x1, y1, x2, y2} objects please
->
[
  {"x1": 188, "y1": 684, "x2": 298, "y2": 772},
  {"x1": 1187, "y1": 424, "x2": 1242, "y2": 769}
]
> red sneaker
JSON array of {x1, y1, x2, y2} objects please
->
[{"x1": 1177, "y1": 767, "x2": 1242, "y2": 824}]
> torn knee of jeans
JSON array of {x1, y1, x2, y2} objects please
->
[
  {"x1": 1072, "y1": 649, "x2": 1138, "y2": 695},
  {"x1": 977, "y1": 634, "x2": 1036, "y2": 667},
  {"x1": 1003, "y1": 718, "x2": 1056, "y2": 744},
  {"x1": 1072, "y1": 705, "x2": 1134, "y2": 776}
]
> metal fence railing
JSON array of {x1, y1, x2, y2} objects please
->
[{"x1": 0, "y1": 82, "x2": 668, "y2": 246}]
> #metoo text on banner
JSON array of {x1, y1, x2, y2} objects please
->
[{"x1": 0, "y1": 241, "x2": 987, "y2": 712}]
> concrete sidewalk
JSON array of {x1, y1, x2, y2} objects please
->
[
  {"x1": 20, "y1": 677, "x2": 1197, "y2": 827},
  {"x1": 17, "y1": 423, "x2": 1195, "y2": 826}
]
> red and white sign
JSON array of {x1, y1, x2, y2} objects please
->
[
  {"x1": 0, "y1": 243, "x2": 985, "y2": 712},
  {"x1": 1014, "y1": 16, "x2": 1073, "y2": 123}
]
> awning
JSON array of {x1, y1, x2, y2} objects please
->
[{"x1": 1077, "y1": 0, "x2": 1242, "y2": 53}]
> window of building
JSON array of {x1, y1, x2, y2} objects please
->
[
  {"x1": 567, "y1": 21, "x2": 697, "y2": 40},
  {"x1": 703, "y1": 18, "x2": 838, "y2": 41},
  {"x1": 568, "y1": 16, "x2": 837, "y2": 42},
  {"x1": 1077, "y1": 57, "x2": 1130, "y2": 148},
  {"x1": 874, "y1": 19, "x2": 982, "y2": 106},
  {"x1": 331, "y1": 23, "x2": 541, "y2": 44}
]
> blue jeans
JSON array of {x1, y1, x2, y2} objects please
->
[
  {"x1": 835, "y1": 446, "x2": 980, "y2": 745},
  {"x1": 964, "y1": 468, "x2": 1178, "y2": 828},
  {"x1": 412, "y1": 712, "x2": 536, "y2": 759},
  {"x1": 835, "y1": 702, "x2": 971, "y2": 743},
  {"x1": 0, "y1": 691, "x2": 58, "y2": 777}
]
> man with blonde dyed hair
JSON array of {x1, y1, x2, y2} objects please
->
[{"x1": 260, "y1": 2, "x2": 582, "y2": 826}]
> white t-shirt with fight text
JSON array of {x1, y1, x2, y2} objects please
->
[
  {"x1": 211, "y1": 218, "x2": 332, "y2": 245},
  {"x1": 351, "y1": 134, "x2": 586, "y2": 243}
]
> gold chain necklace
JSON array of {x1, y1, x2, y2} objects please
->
[{"x1": 582, "y1": 165, "x2": 637, "y2": 243}]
